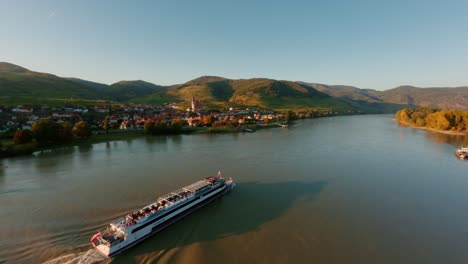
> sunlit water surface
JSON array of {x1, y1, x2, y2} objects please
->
[{"x1": 1, "y1": 115, "x2": 467, "y2": 264}]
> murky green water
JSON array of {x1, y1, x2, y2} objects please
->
[{"x1": 1, "y1": 115, "x2": 467, "y2": 264}]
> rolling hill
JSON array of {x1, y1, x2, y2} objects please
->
[
  {"x1": 0, "y1": 62, "x2": 104, "y2": 104},
  {"x1": 106, "y1": 80, "x2": 168, "y2": 102},
  {"x1": 66, "y1": 77, "x2": 109, "y2": 91},
  {"x1": 2, "y1": 61, "x2": 467, "y2": 112},
  {"x1": 132, "y1": 77, "x2": 356, "y2": 111}
]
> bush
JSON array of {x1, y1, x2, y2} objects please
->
[
  {"x1": 72, "y1": 121, "x2": 92, "y2": 139},
  {"x1": 13, "y1": 130, "x2": 33, "y2": 145},
  {"x1": 145, "y1": 119, "x2": 183, "y2": 135}
]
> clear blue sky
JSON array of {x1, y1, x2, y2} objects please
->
[{"x1": 1, "y1": 0, "x2": 468, "y2": 90}]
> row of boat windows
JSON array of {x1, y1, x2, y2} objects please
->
[
  {"x1": 131, "y1": 196, "x2": 201, "y2": 234},
  {"x1": 131, "y1": 184, "x2": 225, "y2": 234}
]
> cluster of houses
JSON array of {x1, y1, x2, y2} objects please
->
[{"x1": 0, "y1": 96, "x2": 290, "y2": 133}]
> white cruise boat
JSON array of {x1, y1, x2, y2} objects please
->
[
  {"x1": 456, "y1": 146, "x2": 468, "y2": 160},
  {"x1": 90, "y1": 172, "x2": 234, "y2": 258}
]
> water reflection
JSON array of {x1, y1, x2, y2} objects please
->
[
  {"x1": 33, "y1": 148, "x2": 75, "y2": 175},
  {"x1": 78, "y1": 144, "x2": 93, "y2": 153},
  {"x1": 112, "y1": 181, "x2": 326, "y2": 263},
  {"x1": 425, "y1": 131, "x2": 468, "y2": 148},
  {"x1": 170, "y1": 135, "x2": 182, "y2": 146},
  {"x1": 0, "y1": 160, "x2": 4, "y2": 182},
  {"x1": 144, "y1": 136, "x2": 169, "y2": 152}
]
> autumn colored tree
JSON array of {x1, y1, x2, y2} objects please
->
[
  {"x1": 396, "y1": 109, "x2": 411, "y2": 123},
  {"x1": 202, "y1": 115, "x2": 215, "y2": 126},
  {"x1": 103, "y1": 117, "x2": 110, "y2": 134},
  {"x1": 13, "y1": 129, "x2": 33, "y2": 145},
  {"x1": 72, "y1": 121, "x2": 92, "y2": 139},
  {"x1": 396, "y1": 108, "x2": 468, "y2": 132},
  {"x1": 144, "y1": 118, "x2": 155, "y2": 134}
]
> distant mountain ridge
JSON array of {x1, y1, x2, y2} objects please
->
[
  {"x1": 1, "y1": 62, "x2": 467, "y2": 111},
  {"x1": 302, "y1": 82, "x2": 468, "y2": 110}
]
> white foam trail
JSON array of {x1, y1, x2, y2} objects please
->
[{"x1": 42, "y1": 249, "x2": 107, "y2": 264}]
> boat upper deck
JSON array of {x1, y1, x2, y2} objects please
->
[
  {"x1": 109, "y1": 176, "x2": 224, "y2": 232},
  {"x1": 456, "y1": 147, "x2": 468, "y2": 153},
  {"x1": 183, "y1": 179, "x2": 212, "y2": 193}
]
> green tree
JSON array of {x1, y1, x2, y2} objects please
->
[
  {"x1": 13, "y1": 129, "x2": 33, "y2": 145},
  {"x1": 32, "y1": 118, "x2": 60, "y2": 144},
  {"x1": 72, "y1": 121, "x2": 92, "y2": 139}
]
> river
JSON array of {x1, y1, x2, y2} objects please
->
[{"x1": 1, "y1": 115, "x2": 468, "y2": 264}]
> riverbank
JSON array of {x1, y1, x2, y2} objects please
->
[
  {"x1": 396, "y1": 119, "x2": 468, "y2": 136},
  {"x1": 0, "y1": 123, "x2": 288, "y2": 159},
  {"x1": 0, "y1": 130, "x2": 146, "y2": 158}
]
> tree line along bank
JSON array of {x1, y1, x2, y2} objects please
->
[{"x1": 396, "y1": 108, "x2": 468, "y2": 132}]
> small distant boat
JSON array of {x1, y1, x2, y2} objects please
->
[
  {"x1": 242, "y1": 128, "x2": 255, "y2": 133},
  {"x1": 91, "y1": 172, "x2": 234, "y2": 258},
  {"x1": 455, "y1": 146, "x2": 468, "y2": 160},
  {"x1": 280, "y1": 124, "x2": 288, "y2": 128}
]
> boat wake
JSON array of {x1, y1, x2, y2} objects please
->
[{"x1": 42, "y1": 247, "x2": 107, "y2": 264}]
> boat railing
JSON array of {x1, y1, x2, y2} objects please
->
[{"x1": 124, "y1": 191, "x2": 196, "y2": 227}]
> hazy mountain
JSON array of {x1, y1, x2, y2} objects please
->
[
  {"x1": 301, "y1": 82, "x2": 468, "y2": 110},
  {"x1": 300, "y1": 82, "x2": 381, "y2": 103},
  {"x1": 379, "y1": 85, "x2": 468, "y2": 109}
]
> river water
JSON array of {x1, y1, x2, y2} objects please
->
[{"x1": 1, "y1": 115, "x2": 468, "y2": 264}]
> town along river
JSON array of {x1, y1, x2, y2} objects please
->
[{"x1": 1, "y1": 115, "x2": 468, "y2": 264}]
